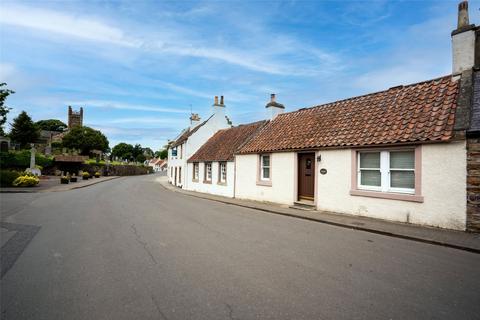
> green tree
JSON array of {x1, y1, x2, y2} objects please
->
[
  {"x1": 142, "y1": 147, "x2": 154, "y2": 159},
  {"x1": 36, "y1": 119, "x2": 67, "y2": 132},
  {"x1": 62, "y1": 126, "x2": 109, "y2": 155},
  {"x1": 0, "y1": 83, "x2": 14, "y2": 136},
  {"x1": 9, "y1": 111, "x2": 39, "y2": 148},
  {"x1": 111, "y1": 142, "x2": 134, "y2": 160},
  {"x1": 136, "y1": 153, "x2": 146, "y2": 163},
  {"x1": 132, "y1": 144, "x2": 143, "y2": 159},
  {"x1": 155, "y1": 149, "x2": 168, "y2": 159}
]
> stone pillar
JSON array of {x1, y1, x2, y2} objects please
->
[
  {"x1": 26, "y1": 144, "x2": 41, "y2": 176},
  {"x1": 467, "y1": 137, "x2": 480, "y2": 232},
  {"x1": 29, "y1": 143, "x2": 35, "y2": 169}
]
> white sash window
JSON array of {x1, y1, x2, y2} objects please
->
[{"x1": 358, "y1": 150, "x2": 415, "y2": 194}]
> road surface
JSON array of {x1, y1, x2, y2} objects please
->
[{"x1": 1, "y1": 174, "x2": 479, "y2": 319}]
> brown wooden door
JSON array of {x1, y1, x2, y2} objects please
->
[{"x1": 298, "y1": 153, "x2": 315, "y2": 201}]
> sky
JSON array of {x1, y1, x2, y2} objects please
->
[{"x1": 1, "y1": 0, "x2": 479, "y2": 151}]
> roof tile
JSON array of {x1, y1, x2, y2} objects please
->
[
  {"x1": 238, "y1": 75, "x2": 458, "y2": 154},
  {"x1": 188, "y1": 121, "x2": 267, "y2": 162}
]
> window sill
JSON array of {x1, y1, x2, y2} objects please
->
[
  {"x1": 256, "y1": 180, "x2": 272, "y2": 187},
  {"x1": 217, "y1": 182, "x2": 227, "y2": 186},
  {"x1": 350, "y1": 189, "x2": 424, "y2": 203},
  {"x1": 203, "y1": 180, "x2": 212, "y2": 184},
  {"x1": 192, "y1": 179, "x2": 199, "y2": 183}
]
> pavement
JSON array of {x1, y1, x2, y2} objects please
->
[
  {"x1": 157, "y1": 176, "x2": 480, "y2": 253},
  {"x1": 0, "y1": 175, "x2": 120, "y2": 193},
  {"x1": 1, "y1": 174, "x2": 480, "y2": 319}
]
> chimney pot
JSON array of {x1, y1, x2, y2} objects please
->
[
  {"x1": 458, "y1": 1, "x2": 470, "y2": 29},
  {"x1": 271, "y1": 93, "x2": 276, "y2": 102},
  {"x1": 214, "y1": 96, "x2": 219, "y2": 105},
  {"x1": 220, "y1": 95, "x2": 224, "y2": 105}
]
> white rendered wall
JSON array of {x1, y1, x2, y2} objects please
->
[
  {"x1": 183, "y1": 111, "x2": 230, "y2": 189},
  {"x1": 168, "y1": 109, "x2": 230, "y2": 188},
  {"x1": 234, "y1": 153, "x2": 296, "y2": 205},
  {"x1": 186, "y1": 161, "x2": 235, "y2": 197},
  {"x1": 315, "y1": 141, "x2": 467, "y2": 230},
  {"x1": 167, "y1": 142, "x2": 186, "y2": 187},
  {"x1": 452, "y1": 29, "x2": 475, "y2": 74}
]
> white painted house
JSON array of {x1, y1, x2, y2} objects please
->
[
  {"x1": 167, "y1": 96, "x2": 231, "y2": 188},
  {"x1": 148, "y1": 158, "x2": 167, "y2": 172},
  {"x1": 233, "y1": 1, "x2": 480, "y2": 231},
  {"x1": 186, "y1": 121, "x2": 267, "y2": 197}
]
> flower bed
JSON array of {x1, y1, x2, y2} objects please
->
[{"x1": 12, "y1": 174, "x2": 40, "y2": 187}]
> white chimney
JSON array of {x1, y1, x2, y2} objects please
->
[
  {"x1": 452, "y1": 1, "x2": 476, "y2": 75},
  {"x1": 265, "y1": 93, "x2": 284, "y2": 120},
  {"x1": 212, "y1": 95, "x2": 225, "y2": 116}
]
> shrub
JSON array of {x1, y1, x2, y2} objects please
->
[
  {"x1": 60, "y1": 176, "x2": 69, "y2": 184},
  {"x1": 0, "y1": 170, "x2": 21, "y2": 187},
  {"x1": 94, "y1": 172, "x2": 100, "y2": 178},
  {"x1": 0, "y1": 151, "x2": 53, "y2": 169},
  {"x1": 82, "y1": 172, "x2": 90, "y2": 179},
  {"x1": 12, "y1": 175, "x2": 39, "y2": 187}
]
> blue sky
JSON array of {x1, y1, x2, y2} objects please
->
[{"x1": 0, "y1": 0, "x2": 478, "y2": 151}]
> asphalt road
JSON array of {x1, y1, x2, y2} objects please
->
[{"x1": 1, "y1": 174, "x2": 479, "y2": 320}]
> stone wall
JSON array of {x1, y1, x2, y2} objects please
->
[
  {"x1": 82, "y1": 164, "x2": 152, "y2": 176},
  {"x1": 467, "y1": 137, "x2": 480, "y2": 232}
]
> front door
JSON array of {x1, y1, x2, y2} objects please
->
[
  {"x1": 298, "y1": 153, "x2": 315, "y2": 201},
  {"x1": 174, "y1": 167, "x2": 177, "y2": 186}
]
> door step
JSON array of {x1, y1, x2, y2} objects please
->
[{"x1": 290, "y1": 201, "x2": 316, "y2": 211}]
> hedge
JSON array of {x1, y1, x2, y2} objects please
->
[
  {"x1": 0, "y1": 170, "x2": 21, "y2": 187},
  {"x1": 0, "y1": 151, "x2": 53, "y2": 169}
]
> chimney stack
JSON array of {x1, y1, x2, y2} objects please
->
[
  {"x1": 265, "y1": 93, "x2": 285, "y2": 120},
  {"x1": 212, "y1": 95, "x2": 225, "y2": 116},
  {"x1": 451, "y1": 1, "x2": 476, "y2": 74},
  {"x1": 189, "y1": 113, "x2": 201, "y2": 129}
]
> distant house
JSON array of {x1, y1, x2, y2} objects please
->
[
  {"x1": 148, "y1": 158, "x2": 167, "y2": 172},
  {"x1": 232, "y1": 2, "x2": 480, "y2": 231},
  {"x1": 186, "y1": 121, "x2": 267, "y2": 197},
  {"x1": 167, "y1": 96, "x2": 232, "y2": 188}
]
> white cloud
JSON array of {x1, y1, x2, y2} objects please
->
[
  {"x1": 0, "y1": 3, "x2": 339, "y2": 76},
  {"x1": 67, "y1": 100, "x2": 189, "y2": 114},
  {"x1": 105, "y1": 117, "x2": 180, "y2": 124},
  {"x1": 0, "y1": 4, "x2": 140, "y2": 47}
]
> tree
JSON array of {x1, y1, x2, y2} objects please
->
[
  {"x1": 155, "y1": 149, "x2": 168, "y2": 159},
  {"x1": 0, "y1": 83, "x2": 14, "y2": 136},
  {"x1": 136, "y1": 153, "x2": 146, "y2": 163},
  {"x1": 143, "y1": 147, "x2": 154, "y2": 159},
  {"x1": 62, "y1": 126, "x2": 109, "y2": 155},
  {"x1": 9, "y1": 111, "x2": 39, "y2": 148},
  {"x1": 36, "y1": 119, "x2": 67, "y2": 132},
  {"x1": 132, "y1": 144, "x2": 143, "y2": 159},
  {"x1": 111, "y1": 142, "x2": 134, "y2": 160}
]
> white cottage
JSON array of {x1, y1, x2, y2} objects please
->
[
  {"x1": 167, "y1": 96, "x2": 231, "y2": 188},
  {"x1": 186, "y1": 121, "x2": 267, "y2": 197},
  {"x1": 234, "y1": 1, "x2": 480, "y2": 231}
]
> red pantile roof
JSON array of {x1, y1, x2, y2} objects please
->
[
  {"x1": 188, "y1": 121, "x2": 267, "y2": 162},
  {"x1": 238, "y1": 75, "x2": 459, "y2": 154}
]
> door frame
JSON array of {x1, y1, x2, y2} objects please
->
[{"x1": 296, "y1": 151, "x2": 317, "y2": 204}]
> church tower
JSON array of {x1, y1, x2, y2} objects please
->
[{"x1": 68, "y1": 106, "x2": 83, "y2": 129}]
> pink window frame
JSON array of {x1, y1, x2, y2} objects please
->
[{"x1": 350, "y1": 145, "x2": 424, "y2": 203}]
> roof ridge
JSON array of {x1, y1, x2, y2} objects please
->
[{"x1": 279, "y1": 74, "x2": 454, "y2": 117}]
